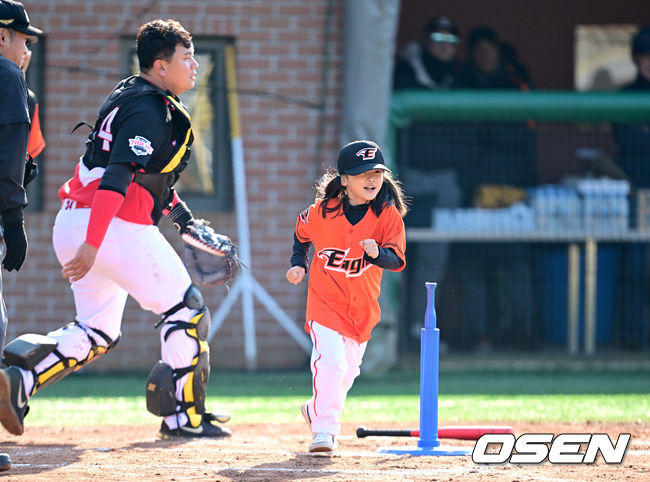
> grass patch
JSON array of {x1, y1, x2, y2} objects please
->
[{"x1": 23, "y1": 369, "x2": 650, "y2": 427}]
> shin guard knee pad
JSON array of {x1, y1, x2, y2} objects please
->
[{"x1": 146, "y1": 361, "x2": 176, "y2": 417}]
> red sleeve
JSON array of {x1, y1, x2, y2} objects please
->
[{"x1": 85, "y1": 189, "x2": 125, "y2": 248}]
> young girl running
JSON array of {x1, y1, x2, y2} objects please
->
[{"x1": 286, "y1": 140, "x2": 407, "y2": 452}]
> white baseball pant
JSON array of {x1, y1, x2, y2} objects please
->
[
  {"x1": 304, "y1": 320, "x2": 367, "y2": 435},
  {"x1": 18, "y1": 204, "x2": 198, "y2": 429}
]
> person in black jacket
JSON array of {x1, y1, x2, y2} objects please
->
[
  {"x1": 393, "y1": 17, "x2": 466, "y2": 351},
  {"x1": 393, "y1": 16, "x2": 461, "y2": 90},
  {"x1": 451, "y1": 26, "x2": 538, "y2": 351},
  {"x1": 614, "y1": 27, "x2": 650, "y2": 186},
  {"x1": 0, "y1": 0, "x2": 42, "y2": 472},
  {"x1": 613, "y1": 26, "x2": 650, "y2": 350}
]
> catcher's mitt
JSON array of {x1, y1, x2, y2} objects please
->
[{"x1": 181, "y1": 219, "x2": 242, "y2": 287}]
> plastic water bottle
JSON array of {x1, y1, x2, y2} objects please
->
[
  {"x1": 535, "y1": 187, "x2": 549, "y2": 230},
  {"x1": 582, "y1": 182, "x2": 595, "y2": 232}
]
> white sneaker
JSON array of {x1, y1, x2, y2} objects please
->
[
  {"x1": 309, "y1": 432, "x2": 337, "y2": 453},
  {"x1": 300, "y1": 401, "x2": 312, "y2": 429}
]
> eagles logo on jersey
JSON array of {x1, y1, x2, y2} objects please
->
[{"x1": 317, "y1": 247, "x2": 372, "y2": 277}]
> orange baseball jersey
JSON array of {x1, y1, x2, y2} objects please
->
[
  {"x1": 27, "y1": 99, "x2": 45, "y2": 159},
  {"x1": 294, "y1": 199, "x2": 406, "y2": 343}
]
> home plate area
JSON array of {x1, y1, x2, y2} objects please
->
[{"x1": 0, "y1": 422, "x2": 647, "y2": 481}]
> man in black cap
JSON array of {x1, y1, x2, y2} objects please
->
[
  {"x1": 393, "y1": 16, "x2": 461, "y2": 90},
  {"x1": 613, "y1": 26, "x2": 650, "y2": 350},
  {"x1": 614, "y1": 25, "x2": 650, "y2": 183},
  {"x1": 392, "y1": 16, "x2": 465, "y2": 352},
  {"x1": 0, "y1": 0, "x2": 42, "y2": 472}
]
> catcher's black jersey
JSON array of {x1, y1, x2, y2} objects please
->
[
  {"x1": 59, "y1": 76, "x2": 194, "y2": 225},
  {"x1": 83, "y1": 76, "x2": 192, "y2": 175}
]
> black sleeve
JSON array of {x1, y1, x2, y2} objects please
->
[
  {"x1": 109, "y1": 95, "x2": 168, "y2": 167},
  {"x1": 98, "y1": 162, "x2": 136, "y2": 196},
  {"x1": 0, "y1": 122, "x2": 30, "y2": 211},
  {"x1": 393, "y1": 59, "x2": 418, "y2": 90},
  {"x1": 290, "y1": 233, "x2": 310, "y2": 270},
  {"x1": 364, "y1": 246, "x2": 404, "y2": 270},
  {"x1": 0, "y1": 61, "x2": 29, "y2": 125}
]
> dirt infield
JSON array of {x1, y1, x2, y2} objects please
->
[{"x1": 0, "y1": 421, "x2": 648, "y2": 480}]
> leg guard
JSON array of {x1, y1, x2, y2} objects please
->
[
  {"x1": 9, "y1": 321, "x2": 119, "y2": 395},
  {"x1": 146, "y1": 361, "x2": 176, "y2": 417},
  {"x1": 152, "y1": 284, "x2": 211, "y2": 427},
  {"x1": 3, "y1": 334, "x2": 57, "y2": 369},
  {"x1": 145, "y1": 348, "x2": 210, "y2": 419}
]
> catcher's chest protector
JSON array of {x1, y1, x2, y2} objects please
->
[
  {"x1": 85, "y1": 76, "x2": 193, "y2": 174},
  {"x1": 83, "y1": 76, "x2": 195, "y2": 219}
]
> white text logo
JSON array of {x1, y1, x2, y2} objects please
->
[{"x1": 472, "y1": 433, "x2": 631, "y2": 464}]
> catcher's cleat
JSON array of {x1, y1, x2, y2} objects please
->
[
  {"x1": 0, "y1": 367, "x2": 29, "y2": 436},
  {"x1": 159, "y1": 413, "x2": 232, "y2": 439},
  {"x1": 300, "y1": 401, "x2": 312, "y2": 429},
  {"x1": 309, "y1": 432, "x2": 337, "y2": 453},
  {"x1": 0, "y1": 453, "x2": 11, "y2": 472}
]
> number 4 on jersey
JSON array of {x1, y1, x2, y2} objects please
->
[{"x1": 97, "y1": 106, "x2": 120, "y2": 151}]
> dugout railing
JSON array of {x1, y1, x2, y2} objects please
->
[{"x1": 390, "y1": 90, "x2": 650, "y2": 356}]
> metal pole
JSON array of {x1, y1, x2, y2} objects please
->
[
  {"x1": 209, "y1": 46, "x2": 311, "y2": 368},
  {"x1": 225, "y1": 48, "x2": 257, "y2": 370},
  {"x1": 584, "y1": 238, "x2": 597, "y2": 355},
  {"x1": 567, "y1": 243, "x2": 580, "y2": 355}
]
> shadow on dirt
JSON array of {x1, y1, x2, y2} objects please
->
[
  {"x1": 217, "y1": 452, "x2": 336, "y2": 480},
  {"x1": 0, "y1": 441, "x2": 81, "y2": 476}
]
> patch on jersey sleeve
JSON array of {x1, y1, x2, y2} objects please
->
[
  {"x1": 128, "y1": 136, "x2": 154, "y2": 156},
  {"x1": 299, "y1": 207, "x2": 310, "y2": 224}
]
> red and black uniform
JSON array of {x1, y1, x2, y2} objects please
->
[
  {"x1": 8, "y1": 75, "x2": 221, "y2": 435},
  {"x1": 59, "y1": 76, "x2": 193, "y2": 246}
]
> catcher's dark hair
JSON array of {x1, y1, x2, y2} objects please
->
[
  {"x1": 136, "y1": 19, "x2": 192, "y2": 72},
  {"x1": 315, "y1": 169, "x2": 408, "y2": 218}
]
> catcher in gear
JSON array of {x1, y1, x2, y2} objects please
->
[{"x1": 0, "y1": 19, "x2": 232, "y2": 439}]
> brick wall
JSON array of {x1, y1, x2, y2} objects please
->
[{"x1": 4, "y1": 0, "x2": 344, "y2": 371}]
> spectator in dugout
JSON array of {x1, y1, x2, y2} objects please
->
[
  {"x1": 612, "y1": 26, "x2": 650, "y2": 350},
  {"x1": 392, "y1": 16, "x2": 466, "y2": 352},
  {"x1": 458, "y1": 26, "x2": 532, "y2": 90},
  {"x1": 614, "y1": 26, "x2": 650, "y2": 187},
  {"x1": 393, "y1": 16, "x2": 462, "y2": 90},
  {"x1": 445, "y1": 26, "x2": 538, "y2": 351}
]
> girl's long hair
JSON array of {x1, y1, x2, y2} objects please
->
[{"x1": 315, "y1": 168, "x2": 409, "y2": 218}]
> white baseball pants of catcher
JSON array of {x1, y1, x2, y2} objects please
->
[
  {"x1": 18, "y1": 204, "x2": 199, "y2": 429},
  {"x1": 304, "y1": 320, "x2": 367, "y2": 435}
]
